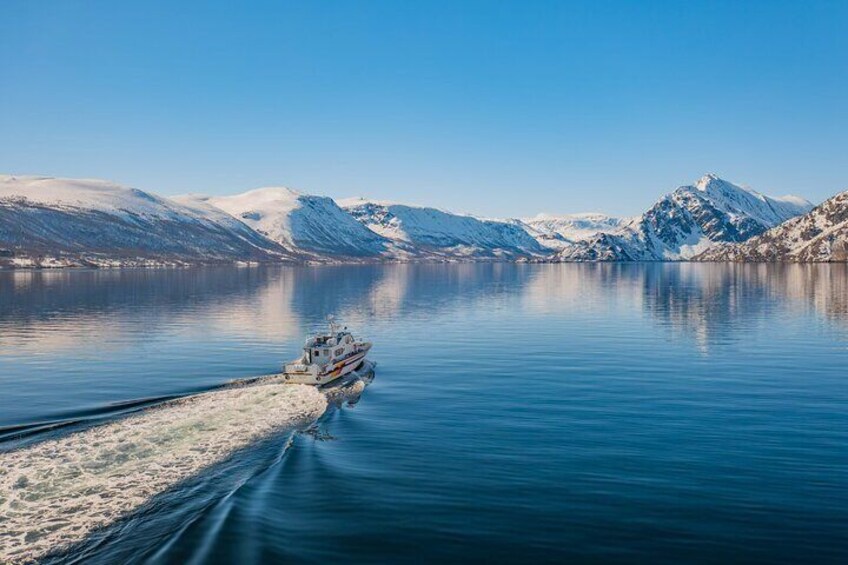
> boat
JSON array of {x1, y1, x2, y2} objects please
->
[{"x1": 282, "y1": 318, "x2": 372, "y2": 385}]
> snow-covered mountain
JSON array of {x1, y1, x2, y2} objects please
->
[
  {"x1": 522, "y1": 213, "x2": 628, "y2": 249},
  {"x1": 695, "y1": 190, "x2": 848, "y2": 262},
  {"x1": 554, "y1": 174, "x2": 812, "y2": 262},
  {"x1": 339, "y1": 198, "x2": 547, "y2": 259},
  {"x1": 0, "y1": 175, "x2": 292, "y2": 267},
  {"x1": 176, "y1": 188, "x2": 393, "y2": 260}
]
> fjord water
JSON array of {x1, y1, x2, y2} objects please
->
[{"x1": 1, "y1": 264, "x2": 846, "y2": 563}]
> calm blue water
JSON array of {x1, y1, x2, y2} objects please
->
[{"x1": 1, "y1": 264, "x2": 847, "y2": 563}]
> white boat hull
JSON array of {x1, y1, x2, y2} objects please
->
[{"x1": 283, "y1": 345, "x2": 371, "y2": 385}]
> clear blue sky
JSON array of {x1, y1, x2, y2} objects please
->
[{"x1": 1, "y1": 0, "x2": 846, "y2": 217}]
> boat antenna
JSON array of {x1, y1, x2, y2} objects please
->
[{"x1": 327, "y1": 315, "x2": 338, "y2": 334}]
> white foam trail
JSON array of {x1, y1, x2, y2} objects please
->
[
  {"x1": 325, "y1": 377, "x2": 367, "y2": 404},
  {"x1": 0, "y1": 383, "x2": 327, "y2": 564}
]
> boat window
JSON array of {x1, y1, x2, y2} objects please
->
[
  {"x1": 323, "y1": 349, "x2": 329, "y2": 356},
  {"x1": 335, "y1": 348, "x2": 344, "y2": 356},
  {"x1": 314, "y1": 350, "x2": 320, "y2": 356}
]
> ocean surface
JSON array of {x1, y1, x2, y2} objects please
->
[{"x1": 1, "y1": 263, "x2": 847, "y2": 563}]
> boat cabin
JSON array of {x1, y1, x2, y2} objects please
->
[{"x1": 302, "y1": 331, "x2": 356, "y2": 365}]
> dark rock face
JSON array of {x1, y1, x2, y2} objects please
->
[{"x1": 556, "y1": 233, "x2": 649, "y2": 262}]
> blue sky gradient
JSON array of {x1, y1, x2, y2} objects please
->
[{"x1": 2, "y1": 0, "x2": 847, "y2": 216}]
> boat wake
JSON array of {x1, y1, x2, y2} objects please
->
[{"x1": 0, "y1": 379, "x2": 339, "y2": 564}]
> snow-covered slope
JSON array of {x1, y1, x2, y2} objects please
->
[
  {"x1": 0, "y1": 175, "x2": 292, "y2": 266},
  {"x1": 340, "y1": 198, "x2": 547, "y2": 259},
  {"x1": 179, "y1": 188, "x2": 392, "y2": 260},
  {"x1": 522, "y1": 213, "x2": 627, "y2": 249},
  {"x1": 554, "y1": 174, "x2": 812, "y2": 262},
  {"x1": 695, "y1": 190, "x2": 848, "y2": 262}
]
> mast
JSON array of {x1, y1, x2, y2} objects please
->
[{"x1": 327, "y1": 315, "x2": 339, "y2": 335}]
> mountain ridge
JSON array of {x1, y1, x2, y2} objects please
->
[
  {"x1": 0, "y1": 173, "x2": 827, "y2": 267},
  {"x1": 694, "y1": 190, "x2": 848, "y2": 262},
  {"x1": 174, "y1": 188, "x2": 393, "y2": 261},
  {"x1": 553, "y1": 175, "x2": 812, "y2": 262},
  {"x1": 340, "y1": 198, "x2": 548, "y2": 259},
  {"x1": 0, "y1": 175, "x2": 295, "y2": 267}
]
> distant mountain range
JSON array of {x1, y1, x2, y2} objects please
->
[
  {"x1": 2, "y1": 172, "x2": 844, "y2": 268},
  {"x1": 519, "y1": 213, "x2": 630, "y2": 250}
]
